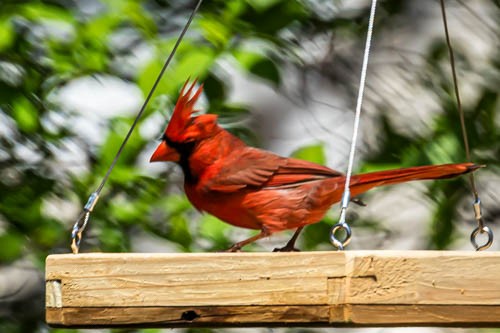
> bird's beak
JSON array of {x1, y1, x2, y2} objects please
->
[{"x1": 150, "y1": 141, "x2": 180, "y2": 162}]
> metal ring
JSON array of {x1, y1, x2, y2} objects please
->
[
  {"x1": 330, "y1": 223, "x2": 352, "y2": 251},
  {"x1": 470, "y1": 225, "x2": 493, "y2": 251}
]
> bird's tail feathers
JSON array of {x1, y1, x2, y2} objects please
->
[{"x1": 349, "y1": 162, "x2": 482, "y2": 197}]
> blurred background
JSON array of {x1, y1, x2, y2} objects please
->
[{"x1": 0, "y1": 0, "x2": 498, "y2": 332}]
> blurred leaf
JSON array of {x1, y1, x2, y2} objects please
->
[
  {"x1": 233, "y1": 50, "x2": 280, "y2": 85},
  {"x1": 162, "y1": 194, "x2": 192, "y2": 216},
  {"x1": 425, "y1": 133, "x2": 461, "y2": 165},
  {"x1": 301, "y1": 219, "x2": 331, "y2": 250},
  {"x1": 204, "y1": 73, "x2": 226, "y2": 102},
  {"x1": 82, "y1": 14, "x2": 120, "y2": 41},
  {"x1": 0, "y1": 81, "x2": 19, "y2": 104},
  {"x1": 246, "y1": 0, "x2": 284, "y2": 12},
  {"x1": 139, "y1": 59, "x2": 172, "y2": 96},
  {"x1": 291, "y1": 144, "x2": 326, "y2": 165},
  {"x1": 76, "y1": 47, "x2": 107, "y2": 72},
  {"x1": 98, "y1": 117, "x2": 146, "y2": 168},
  {"x1": 211, "y1": 104, "x2": 250, "y2": 124},
  {"x1": 21, "y1": 3, "x2": 74, "y2": 22},
  {"x1": 365, "y1": 114, "x2": 415, "y2": 165},
  {"x1": 10, "y1": 96, "x2": 39, "y2": 133},
  {"x1": 233, "y1": 49, "x2": 264, "y2": 68},
  {"x1": 108, "y1": 165, "x2": 143, "y2": 188},
  {"x1": 241, "y1": 0, "x2": 307, "y2": 34},
  {"x1": 359, "y1": 163, "x2": 405, "y2": 174},
  {"x1": 169, "y1": 215, "x2": 192, "y2": 251},
  {"x1": 0, "y1": 172, "x2": 54, "y2": 230},
  {"x1": 249, "y1": 57, "x2": 280, "y2": 85},
  {"x1": 0, "y1": 18, "x2": 14, "y2": 52},
  {"x1": 138, "y1": 44, "x2": 215, "y2": 97},
  {"x1": 0, "y1": 231, "x2": 25, "y2": 262},
  {"x1": 199, "y1": 214, "x2": 230, "y2": 248},
  {"x1": 123, "y1": 1, "x2": 157, "y2": 37},
  {"x1": 171, "y1": 47, "x2": 216, "y2": 84},
  {"x1": 98, "y1": 225, "x2": 127, "y2": 252},
  {"x1": 199, "y1": 15, "x2": 231, "y2": 48},
  {"x1": 226, "y1": 126, "x2": 260, "y2": 146},
  {"x1": 428, "y1": 182, "x2": 464, "y2": 249},
  {"x1": 32, "y1": 219, "x2": 64, "y2": 248},
  {"x1": 109, "y1": 197, "x2": 148, "y2": 225},
  {"x1": 474, "y1": 89, "x2": 498, "y2": 142}
]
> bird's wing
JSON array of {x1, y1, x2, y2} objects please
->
[{"x1": 200, "y1": 148, "x2": 342, "y2": 193}]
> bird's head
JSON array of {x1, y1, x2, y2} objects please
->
[{"x1": 150, "y1": 80, "x2": 218, "y2": 163}]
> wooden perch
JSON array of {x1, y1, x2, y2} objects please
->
[{"x1": 46, "y1": 251, "x2": 500, "y2": 328}]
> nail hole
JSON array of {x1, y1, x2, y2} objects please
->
[{"x1": 181, "y1": 310, "x2": 200, "y2": 321}]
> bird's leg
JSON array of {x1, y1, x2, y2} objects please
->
[
  {"x1": 273, "y1": 226, "x2": 304, "y2": 252},
  {"x1": 224, "y1": 229, "x2": 270, "y2": 252}
]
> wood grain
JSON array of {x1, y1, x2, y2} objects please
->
[{"x1": 46, "y1": 251, "x2": 500, "y2": 327}]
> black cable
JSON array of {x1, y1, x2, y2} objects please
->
[
  {"x1": 70, "y1": 0, "x2": 204, "y2": 253},
  {"x1": 439, "y1": 0, "x2": 477, "y2": 199},
  {"x1": 440, "y1": 0, "x2": 492, "y2": 250}
]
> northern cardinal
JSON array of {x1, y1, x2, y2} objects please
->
[{"x1": 150, "y1": 80, "x2": 481, "y2": 251}]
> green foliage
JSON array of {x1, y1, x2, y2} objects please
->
[
  {"x1": 0, "y1": 231, "x2": 25, "y2": 262},
  {"x1": 0, "y1": 0, "x2": 498, "y2": 332},
  {"x1": 291, "y1": 144, "x2": 326, "y2": 165},
  {"x1": 363, "y1": 38, "x2": 500, "y2": 249},
  {"x1": 199, "y1": 214, "x2": 232, "y2": 250},
  {"x1": 10, "y1": 96, "x2": 39, "y2": 133},
  {"x1": 234, "y1": 50, "x2": 282, "y2": 85}
]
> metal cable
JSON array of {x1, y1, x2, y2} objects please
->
[
  {"x1": 330, "y1": 0, "x2": 377, "y2": 250},
  {"x1": 439, "y1": 0, "x2": 492, "y2": 250},
  {"x1": 440, "y1": 0, "x2": 477, "y2": 198},
  {"x1": 70, "y1": 0, "x2": 204, "y2": 254}
]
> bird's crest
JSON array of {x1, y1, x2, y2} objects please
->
[{"x1": 165, "y1": 79, "x2": 218, "y2": 142}]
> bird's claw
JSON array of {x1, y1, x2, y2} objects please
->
[
  {"x1": 351, "y1": 197, "x2": 366, "y2": 206},
  {"x1": 273, "y1": 245, "x2": 300, "y2": 252}
]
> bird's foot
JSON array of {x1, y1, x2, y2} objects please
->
[{"x1": 273, "y1": 245, "x2": 300, "y2": 252}]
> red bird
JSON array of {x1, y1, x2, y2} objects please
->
[{"x1": 151, "y1": 80, "x2": 480, "y2": 251}]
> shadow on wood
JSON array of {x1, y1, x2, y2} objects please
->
[{"x1": 46, "y1": 251, "x2": 500, "y2": 328}]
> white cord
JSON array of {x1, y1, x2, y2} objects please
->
[{"x1": 339, "y1": 0, "x2": 377, "y2": 220}]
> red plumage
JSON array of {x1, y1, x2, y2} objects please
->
[{"x1": 150, "y1": 80, "x2": 481, "y2": 251}]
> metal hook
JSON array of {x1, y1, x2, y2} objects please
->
[
  {"x1": 330, "y1": 222, "x2": 352, "y2": 251},
  {"x1": 71, "y1": 210, "x2": 90, "y2": 254},
  {"x1": 469, "y1": 197, "x2": 493, "y2": 251},
  {"x1": 470, "y1": 225, "x2": 493, "y2": 251},
  {"x1": 70, "y1": 192, "x2": 99, "y2": 254}
]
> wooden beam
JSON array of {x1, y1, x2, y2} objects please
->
[{"x1": 46, "y1": 251, "x2": 500, "y2": 328}]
